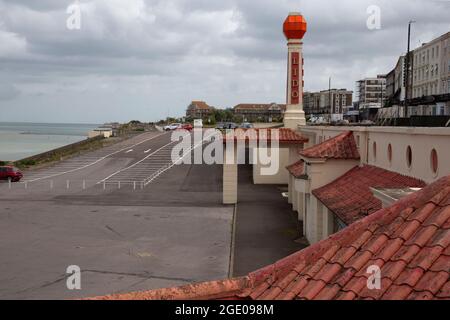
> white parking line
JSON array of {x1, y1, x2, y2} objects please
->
[
  {"x1": 97, "y1": 140, "x2": 178, "y2": 183},
  {"x1": 24, "y1": 132, "x2": 167, "y2": 182},
  {"x1": 144, "y1": 149, "x2": 152, "y2": 153},
  {"x1": 125, "y1": 149, "x2": 134, "y2": 153}
]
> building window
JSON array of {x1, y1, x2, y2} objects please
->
[
  {"x1": 388, "y1": 144, "x2": 393, "y2": 164},
  {"x1": 373, "y1": 142, "x2": 377, "y2": 161},
  {"x1": 406, "y1": 146, "x2": 413, "y2": 169},
  {"x1": 431, "y1": 149, "x2": 439, "y2": 174}
]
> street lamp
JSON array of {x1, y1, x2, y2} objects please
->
[{"x1": 404, "y1": 20, "x2": 416, "y2": 120}]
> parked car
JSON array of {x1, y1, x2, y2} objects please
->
[
  {"x1": 0, "y1": 166, "x2": 23, "y2": 182},
  {"x1": 216, "y1": 122, "x2": 225, "y2": 129},
  {"x1": 179, "y1": 123, "x2": 193, "y2": 131},
  {"x1": 223, "y1": 122, "x2": 238, "y2": 129},
  {"x1": 163, "y1": 123, "x2": 182, "y2": 131},
  {"x1": 240, "y1": 122, "x2": 254, "y2": 129}
]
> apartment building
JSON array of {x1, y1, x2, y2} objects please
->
[
  {"x1": 303, "y1": 89, "x2": 353, "y2": 116},
  {"x1": 233, "y1": 103, "x2": 286, "y2": 122},
  {"x1": 386, "y1": 55, "x2": 408, "y2": 105},
  {"x1": 380, "y1": 32, "x2": 450, "y2": 124},
  {"x1": 355, "y1": 75, "x2": 387, "y2": 109},
  {"x1": 186, "y1": 101, "x2": 213, "y2": 119},
  {"x1": 412, "y1": 32, "x2": 450, "y2": 98}
]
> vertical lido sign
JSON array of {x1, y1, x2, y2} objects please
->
[{"x1": 291, "y1": 52, "x2": 300, "y2": 105}]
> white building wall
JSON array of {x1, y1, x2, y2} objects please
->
[{"x1": 299, "y1": 126, "x2": 450, "y2": 183}]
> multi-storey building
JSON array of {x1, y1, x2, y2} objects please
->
[
  {"x1": 355, "y1": 75, "x2": 387, "y2": 109},
  {"x1": 379, "y1": 32, "x2": 450, "y2": 124},
  {"x1": 412, "y1": 32, "x2": 450, "y2": 98},
  {"x1": 303, "y1": 89, "x2": 353, "y2": 117},
  {"x1": 186, "y1": 101, "x2": 213, "y2": 119},
  {"x1": 233, "y1": 103, "x2": 286, "y2": 122}
]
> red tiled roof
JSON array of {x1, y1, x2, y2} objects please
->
[
  {"x1": 313, "y1": 165, "x2": 426, "y2": 225},
  {"x1": 190, "y1": 101, "x2": 211, "y2": 110},
  {"x1": 222, "y1": 128, "x2": 308, "y2": 145},
  {"x1": 300, "y1": 131, "x2": 360, "y2": 160},
  {"x1": 286, "y1": 160, "x2": 306, "y2": 178},
  {"x1": 89, "y1": 175, "x2": 450, "y2": 300}
]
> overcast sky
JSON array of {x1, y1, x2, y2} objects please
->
[{"x1": 0, "y1": 0, "x2": 449, "y2": 124}]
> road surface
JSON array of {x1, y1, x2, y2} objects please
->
[{"x1": 0, "y1": 131, "x2": 231, "y2": 299}]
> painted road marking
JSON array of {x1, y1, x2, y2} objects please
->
[
  {"x1": 97, "y1": 140, "x2": 178, "y2": 183},
  {"x1": 125, "y1": 149, "x2": 134, "y2": 153},
  {"x1": 24, "y1": 132, "x2": 167, "y2": 183},
  {"x1": 144, "y1": 149, "x2": 152, "y2": 153}
]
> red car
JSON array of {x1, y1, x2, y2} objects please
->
[
  {"x1": 179, "y1": 124, "x2": 193, "y2": 131},
  {"x1": 0, "y1": 166, "x2": 23, "y2": 182}
]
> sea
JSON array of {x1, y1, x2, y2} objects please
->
[{"x1": 0, "y1": 122, "x2": 100, "y2": 161}]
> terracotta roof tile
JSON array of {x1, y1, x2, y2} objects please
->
[
  {"x1": 299, "y1": 131, "x2": 360, "y2": 160},
  {"x1": 382, "y1": 260, "x2": 408, "y2": 281},
  {"x1": 190, "y1": 101, "x2": 211, "y2": 110},
  {"x1": 222, "y1": 128, "x2": 308, "y2": 145},
  {"x1": 382, "y1": 284, "x2": 413, "y2": 300},
  {"x1": 409, "y1": 246, "x2": 444, "y2": 270},
  {"x1": 373, "y1": 238, "x2": 404, "y2": 262},
  {"x1": 89, "y1": 176, "x2": 450, "y2": 301},
  {"x1": 426, "y1": 228, "x2": 450, "y2": 248},
  {"x1": 436, "y1": 281, "x2": 450, "y2": 298},
  {"x1": 429, "y1": 255, "x2": 450, "y2": 273},
  {"x1": 358, "y1": 278, "x2": 393, "y2": 300},
  {"x1": 341, "y1": 276, "x2": 368, "y2": 295},
  {"x1": 330, "y1": 247, "x2": 358, "y2": 266},
  {"x1": 414, "y1": 271, "x2": 449, "y2": 294},
  {"x1": 391, "y1": 244, "x2": 422, "y2": 264},
  {"x1": 297, "y1": 280, "x2": 327, "y2": 300},
  {"x1": 394, "y1": 268, "x2": 425, "y2": 287},
  {"x1": 407, "y1": 290, "x2": 435, "y2": 300},
  {"x1": 286, "y1": 160, "x2": 305, "y2": 178},
  {"x1": 312, "y1": 165, "x2": 426, "y2": 225},
  {"x1": 361, "y1": 234, "x2": 389, "y2": 254},
  {"x1": 423, "y1": 205, "x2": 450, "y2": 228}
]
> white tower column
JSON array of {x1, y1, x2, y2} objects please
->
[{"x1": 284, "y1": 39, "x2": 306, "y2": 129}]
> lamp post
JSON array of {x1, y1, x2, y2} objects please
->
[{"x1": 404, "y1": 20, "x2": 415, "y2": 120}]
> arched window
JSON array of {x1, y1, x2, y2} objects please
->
[
  {"x1": 388, "y1": 144, "x2": 392, "y2": 164},
  {"x1": 406, "y1": 146, "x2": 412, "y2": 168},
  {"x1": 431, "y1": 149, "x2": 438, "y2": 174},
  {"x1": 373, "y1": 142, "x2": 377, "y2": 161}
]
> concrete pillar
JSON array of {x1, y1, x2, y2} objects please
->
[
  {"x1": 322, "y1": 207, "x2": 335, "y2": 240},
  {"x1": 223, "y1": 145, "x2": 238, "y2": 204},
  {"x1": 292, "y1": 181, "x2": 298, "y2": 211},
  {"x1": 284, "y1": 39, "x2": 306, "y2": 129},
  {"x1": 288, "y1": 175, "x2": 293, "y2": 204}
]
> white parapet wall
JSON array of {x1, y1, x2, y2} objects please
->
[{"x1": 299, "y1": 126, "x2": 450, "y2": 184}]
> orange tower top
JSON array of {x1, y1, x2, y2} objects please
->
[{"x1": 283, "y1": 12, "x2": 307, "y2": 40}]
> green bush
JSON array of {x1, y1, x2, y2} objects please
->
[
  {"x1": 16, "y1": 159, "x2": 37, "y2": 167},
  {"x1": 0, "y1": 161, "x2": 6, "y2": 166}
]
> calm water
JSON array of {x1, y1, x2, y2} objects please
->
[{"x1": 0, "y1": 122, "x2": 99, "y2": 161}]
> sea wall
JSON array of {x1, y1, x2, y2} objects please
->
[{"x1": 13, "y1": 135, "x2": 104, "y2": 166}]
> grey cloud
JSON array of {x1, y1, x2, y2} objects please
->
[{"x1": 0, "y1": 0, "x2": 449, "y2": 123}]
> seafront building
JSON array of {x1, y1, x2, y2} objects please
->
[
  {"x1": 91, "y1": 13, "x2": 450, "y2": 301},
  {"x1": 303, "y1": 89, "x2": 353, "y2": 120},
  {"x1": 380, "y1": 32, "x2": 450, "y2": 125},
  {"x1": 355, "y1": 75, "x2": 387, "y2": 121},
  {"x1": 233, "y1": 103, "x2": 286, "y2": 122}
]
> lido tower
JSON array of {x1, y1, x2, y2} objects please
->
[{"x1": 283, "y1": 12, "x2": 307, "y2": 129}]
